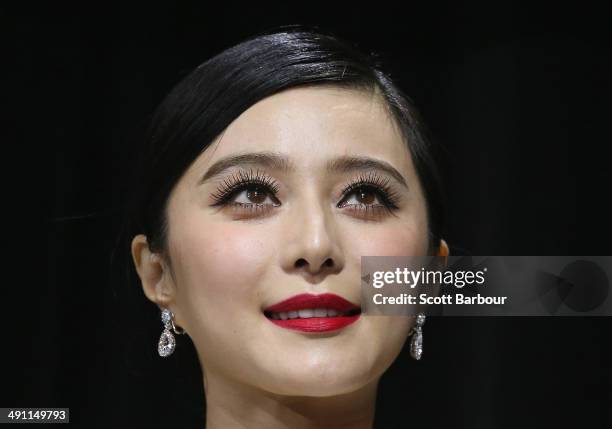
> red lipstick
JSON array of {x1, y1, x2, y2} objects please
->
[{"x1": 263, "y1": 293, "x2": 361, "y2": 333}]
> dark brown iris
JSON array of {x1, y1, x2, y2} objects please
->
[
  {"x1": 246, "y1": 186, "x2": 267, "y2": 204},
  {"x1": 357, "y1": 190, "x2": 375, "y2": 205}
]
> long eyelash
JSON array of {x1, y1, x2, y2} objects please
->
[
  {"x1": 210, "y1": 168, "x2": 279, "y2": 206},
  {"x1": 339, "y1": 171, "x2": 401, "y2": 213}
]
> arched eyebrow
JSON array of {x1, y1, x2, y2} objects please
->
[
  {"x1": 199, "y1": 151, "x2": 409, "y2": 189},
  {"x1": 199, "y1": 151, "x2": 292, "y2": 184},
  {"x1": 327, "y1": 155, "x2": 409, "y2": 189}
]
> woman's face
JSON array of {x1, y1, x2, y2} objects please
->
[{"x1": 159, "y1": 86, "x2": 429, "y2": 396}]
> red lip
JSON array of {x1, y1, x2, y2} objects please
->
[{"x1": 263, "y1": 293, "x2": 361, "y2": 333}]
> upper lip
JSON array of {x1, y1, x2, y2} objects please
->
[{"x1": 263, "y1": 293, "x2": 361, "y2": 313}]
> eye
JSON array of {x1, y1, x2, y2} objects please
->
[
  {"x1": 231, "y1": 185, "x2": 279, "y2": 206},
  {"x1": 340, "y1": 186, "x2": 384, "y2": 207},
  {"x1": 337, "y1": 172, "x2": 401, "y2": 218},
  {"x1": 209, "y1": 168, "x2": 281, "y2": 215}
]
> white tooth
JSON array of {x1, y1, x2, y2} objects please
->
[
  {"x1": 288, "y1": 310, "x2": 299, "y2": 319},
  {"x1": 298, "y1": 309, "x2": 314, "y2": 318},
  {"x1": 279, "y1": 312, "x2": 288, "y2": 320},
  {"x1": 327, "y1": 308, "x2": 338, "y2": 317},
  {"x1": 314, "y1": 308, "x2": 327, "y2": 317}
]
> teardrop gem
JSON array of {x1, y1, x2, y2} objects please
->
[
  {"x1": 158, "y1": 328, "x2": 176, "y2": 357},
  {"x1": 410, "y1": 329, "x2": 423, "y2": 360}
]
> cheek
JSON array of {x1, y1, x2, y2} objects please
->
[
  {"x1": 347, "y1": 220, "x2": 429, "y2": 257},
  {"x1": 169, "y1": 216, "x2": 270, "y2": 311}
]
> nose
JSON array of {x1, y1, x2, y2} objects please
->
[{"x1": 281, "y1": 193, "x2": 344, "y2": 280}]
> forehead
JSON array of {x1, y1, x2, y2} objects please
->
[{"x1": 193, "y1": 85, "x2": 413, "y2": 176}]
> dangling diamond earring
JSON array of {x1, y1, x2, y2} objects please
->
[
  {"x1": 410, "y1": 312, "x2": 426, "y2": 360},
  {"x1": 158, "y1": 308, "x2": 185, "y2": 357}
]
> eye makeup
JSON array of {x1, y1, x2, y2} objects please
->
[
  {"x1": 208, "y1": 167, "x2": 402, "y2": 218},
  {"x1": 209, "y1": 168, "x2": 280, "y2": 206},
  {"x1": 337, "y1": 171, "x2": 401, "y2": 218}
]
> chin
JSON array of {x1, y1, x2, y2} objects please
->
[{"x1": 259, "y1": 362, "x2": 377, "y2": 397}]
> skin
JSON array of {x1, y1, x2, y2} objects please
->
[{"x1": 132, "y1": 85, "x2": 449, "y2": 429}]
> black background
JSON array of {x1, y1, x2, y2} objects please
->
[{"x1": 9, "y1": 3, "x2": 612, "y2": 428}]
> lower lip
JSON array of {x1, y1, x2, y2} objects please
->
[{"x1": 266, "y1": 314, "x2": 361, "y2": 332}]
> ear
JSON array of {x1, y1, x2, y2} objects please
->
[
  {"x1": 421, "y1": 239, "x2": 450, "y2": 312},
  {"x1": 437, "y1": 238, "x2": 449, "y2": 267},
  {"x1": 131, "y1": 234, "x2": 176, "y2": 307}
]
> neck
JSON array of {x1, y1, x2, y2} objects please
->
[{"x1": 202, "y1": 370, "x2": 379, "y2": 429}]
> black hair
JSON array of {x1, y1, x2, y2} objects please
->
[{"x1": 123, "y1": 25, "x2": 446, "y2": 266}]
